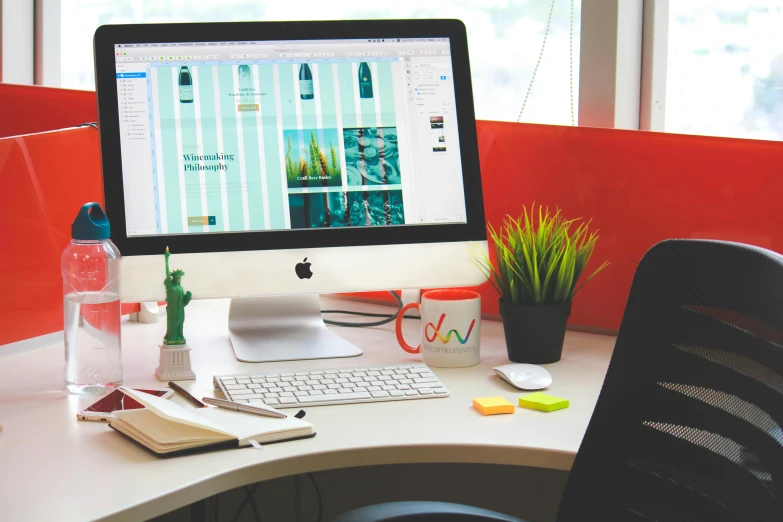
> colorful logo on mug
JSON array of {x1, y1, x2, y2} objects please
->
[{"x1": 425, "y1": 314, "x2": 475, "y2": 344}]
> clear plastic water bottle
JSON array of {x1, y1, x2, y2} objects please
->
[{"x1": 62, "y1": 203, "x2": 122, "y2": 394}]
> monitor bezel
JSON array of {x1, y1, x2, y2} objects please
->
[{"x1": 94, "y1": 19, "x2": 486, "y2": 256}]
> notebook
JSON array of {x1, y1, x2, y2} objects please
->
[{"x1": 109, "y1": 387, "x2": 315, "y2": 455}]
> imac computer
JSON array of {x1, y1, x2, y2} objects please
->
[{"x1": 94, "y1": 19, "x2": 488, "y2": 363}]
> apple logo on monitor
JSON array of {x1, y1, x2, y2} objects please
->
[{"x1": 295, "y1": 257, "x2": 313, "y2": 279}]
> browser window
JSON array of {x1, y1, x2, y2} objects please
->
[{"x1": 114, "y1": 38, "x2": 468, "y2": 236}]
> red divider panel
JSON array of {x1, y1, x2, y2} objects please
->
[{"x1": 0, "y1": 84, "x2": 96, "y2": 138}]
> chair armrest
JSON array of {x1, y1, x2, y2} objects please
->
[{"x1": 331, "y1": 501, "x2": 527, "y2": 522}]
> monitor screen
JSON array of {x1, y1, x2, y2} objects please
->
[{"x1": 113, "y1": 38, "x2": 467, "y2": 237}]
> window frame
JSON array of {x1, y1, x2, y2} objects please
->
[{"x1": 4, "y1": 0, "x2": 654, "y2": 129}]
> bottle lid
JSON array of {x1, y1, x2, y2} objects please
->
[{"x1": 72, "y1": 202, "x2": 110, "y2": 240}]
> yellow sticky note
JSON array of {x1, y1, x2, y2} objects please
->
[
  {"x1": 473, "y1": 396, "x2": 515, "y2": 415},
  {"x1": 519, "y1": 392, "x2": 569, "y2": 412}
]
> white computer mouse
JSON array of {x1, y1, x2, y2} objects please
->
[{"x1": 493, "y1": 363, "x2": 552, "y2": 390}]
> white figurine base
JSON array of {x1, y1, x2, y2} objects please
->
[{"x1": 155, "y1": 344, "x2": 196, "y2": 381}]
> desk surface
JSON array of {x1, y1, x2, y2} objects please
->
[{"x1": 0, "y1": 298, "x2": 615, "y2": 522}]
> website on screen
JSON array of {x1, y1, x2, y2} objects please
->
[{"x1": 115, "y1": 38, "x2": 468, "y2": 236}]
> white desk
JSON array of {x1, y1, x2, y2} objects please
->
[{"x1": 0, "y1": 298, "x2": 615, "y2": 522}]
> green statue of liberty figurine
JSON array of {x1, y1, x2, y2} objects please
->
[{"x1": 163, "y1": 246, "x2": 192, "y2": 345}]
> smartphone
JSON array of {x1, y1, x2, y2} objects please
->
[{"x1": 77, "y1": 388, "x2": 174, "y2": 422}]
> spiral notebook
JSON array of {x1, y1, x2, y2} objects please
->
[{"x1": 110, "y1": 388, "x2": 315, "y2": 455}]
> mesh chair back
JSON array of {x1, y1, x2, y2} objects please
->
[{"x1": 557, "y1": 240, "x2": 783, "y2": 521}]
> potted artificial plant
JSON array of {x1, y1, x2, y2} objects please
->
[{"x1": 476, "y1": 205, "x2": 608, "y2": 364}]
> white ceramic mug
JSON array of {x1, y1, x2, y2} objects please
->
[{"x1": 395, "y1": 289, "x2": 481, "y2": 368}]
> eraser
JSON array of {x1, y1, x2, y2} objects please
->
[
  {"x1": 519, "y1": 392, "x2": 569, "y2": 412},
  {"x1": 473, "y1": 396, "x2": 515, "y2": 415}
]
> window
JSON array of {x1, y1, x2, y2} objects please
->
[
  {"x1": 666, "y1": 2, "x2": 783, "y2": 141},
  {"x1": 60, "y1": 0, "x2": 581, "y2": 124}
]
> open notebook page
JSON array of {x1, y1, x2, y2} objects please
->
[{"x1": 120, "y1": 387, "x2": 233, "y2": 437}]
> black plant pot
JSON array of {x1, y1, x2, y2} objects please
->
[{"x1": 499, "y1": 299, "x2": 572, "y2": 364}]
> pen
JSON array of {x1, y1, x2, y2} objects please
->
[
  {"x1": 202, "y1": 397, "x2": 287, "y2": 419},
  {"x1": 168, "y1": 381, "x2": 206, "y2": 408}
]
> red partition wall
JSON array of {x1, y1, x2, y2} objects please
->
[
  {"x1": 354, "y1": 122, "x2": 783, "y2": 330},
  {"x1": 0, "y1": 84, "x2": 97, "y2": 138},
  {"x1": 2, "y1": 119, "x2": 782, "y2": 345}
]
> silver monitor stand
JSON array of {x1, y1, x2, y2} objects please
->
[{"x1": 228, "y1": 295, "x2": 363, "y2": 363}]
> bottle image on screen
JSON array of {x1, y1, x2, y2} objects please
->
[
  {"x1": 299, "y1": 63, "x2": 314, "y2": 100},
  {"x1": 358, "y1": 62, "x2": 373, "y2": 99},
  {"x1": 179, "y1": 66, "x2": 193, "y2": 103}
]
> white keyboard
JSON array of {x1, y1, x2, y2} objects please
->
[{"x1": 213, "y1": 363, "x2": 449, "y2": 408}]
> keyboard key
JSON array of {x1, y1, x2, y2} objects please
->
[
  {"x1": 382, "y1": 385, "x2": 396, "y2": 391},
  {"x1": 353, "y1": 372, "x2": 367, "y2": 377},
  {"x1": 267, "y1": 377, "x2": 280, "y2": 383},
  {"x1": 265, "y1": 398, "x2": 280, "y2": 405},
  {"x1": 400, "y1": 379, "x2": 414, "y2": 384},
  {"x1": 310, "y1": 371, "x2": 324, "y2": 375},
  {"x1": 295, "y1": 376, "x2": 308, "y2": 381},
  {"x1": 310, "y1": 390, "x2": 324, "y2": 395},
  {"x1": 409, "y1": 367, "x2": 431, "y2": 374},
  {"x1": 405, "y1": 390, "x2": 420, "y2": 396},
  {"x1": 298, "y1": 391, "x2": 372, "y2": 403},
  {"x1": 298, "y1": 385, "x2": 313, "y2": 391},
  {"x1": 433, "y1": 388, "x2": 448, "y2": 394},
  {"x1": 389, "y1": 390, "x2": 405, "y2": 397},
  {"x1": 269, "y1": 387, "x2": 283, "y2": 393},
  {"x1": 279, "y1": 392, "x2": 294, "y2": 397},
  {"x1": 321, "y1": 379, "x2": 335, "y2": 384},
  {"x1": 236, "y1": 378, "x2": 251, "y2": 384},
  {"x1": 411, "y1": 382, "x2": 438, "y2": 389},
  {"x1": 252, "y1": 393, "x2": 267, "y2": 400},
  {"x1": 418, "y1": 372, "x2": 434, "y2": 378},
  {"x1": 367, "y1": 386, "x2": 381, "y2": 391},
  {"x1": 284, "y1": 386, "x2": 298, "y2": 392},
  {"x1": 356, "y1": 382, "x2": 370, "y2": 388},
  {"x1": 280, "y1": 373, "x2": 294, "y2": 377},
  {"x1": 222, "y1": 378, "x2": 236, "y2": 384},
  {"x1": 324, "y1": 373, "x2": 338, "y2": 379},
  {"x1": 232, "y1": 389, "x2": 254, "y2": 395},
  {"x1": 295, "y1": 372, "x2": 309, "y2": 376},
  {"x1": 306, "y1": 380, "x2": 319, "y2": 386},
  {"x1": 262, "y1": 383, "x2": 275, "y2": 389},
  {"x1": 414, "y1": 377, "x2": 438, "y2": 384},
  {"x1": 364, "y1": 376, "x2": 379, "y2": 382},
  {"x1": 225, "y1": 384, "x2": 246, "y2": 390},
  {"x1": 280, "y1": 376, "x2": 295, "y2": 382},
  {"x1": 381, "y1": 370, "x2": 395, "y2": 375},
  {"x1": 419, "y1": 388, "x2": 434, "y2": 395},
  {"x1": 378, "y1": 376, "x2": 393, "y2": 382},
  {"x1": 396, "y1": 384, "x2": 411, "y2": 390},
  {"x1": 265, "y1": 393, "x2": 279, "y2": 399},
  {"x1": 392, "y1": 375, "x2": 405, "y2": 381},
  {"x1": 247, "y1": 384, "x2": 262, "y2": 389},
  {"x1": 371, "y1": 391, "x2": 390, "y2": 398},
  {"x1": 279, "y1": 397, "x2": 298, "y2": 404},
  {"x1": 349, "y1": 377, "x2": 363, "y2": 383},
  {"x1": 344, "y1": 383, "x2": 357, "y2": 389},
  {"x1": 327, "y1": 384, "x2": 341, "y2": 389},
  {"x1": 248, "y1": 399, "x2": 266, "y2": 405},
  {"x1": 251, "y1": 377, "x2": 266, "y2": 383},
  {"x1": 367, "y1": 371, "x2": 381, "y2": 376},
  {"x1": 313, "y1": 384, "x2": 327, "y2": 390},
  {"x1": 335, "y1": 378, "x2": 349, "y2": 384},
  {"x1": 339, "y1": 388, "x2": 354, "y2": 394},
  {"x1": 323, "y1": 389, "x2": 339, "y2": 395},
  {"x1": 294, "y1": 391, "x2": 309, "y2": 396}
]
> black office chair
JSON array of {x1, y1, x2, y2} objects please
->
[{"x1": 333, "y1": 240, "x2": 783, "y2": 521}]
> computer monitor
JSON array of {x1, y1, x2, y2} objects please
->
[{"x1": 94, "y1": 20, "x2": 487, "y2": 362}]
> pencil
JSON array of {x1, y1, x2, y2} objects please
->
[{"x1": 168, "y1": 381, "x2": 206, "y2": 408}]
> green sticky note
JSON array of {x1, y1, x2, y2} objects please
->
[{"x1": 519, "y1": 392, "x2": 569, "y2": 412}]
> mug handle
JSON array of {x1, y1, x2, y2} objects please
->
[{"x1": 395, "y1": 303, "x2": 421, "y2": 354}]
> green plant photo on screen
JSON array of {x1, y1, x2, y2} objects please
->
[{"x1": 475, "y1": 205, "x2": 609, "y2": 306}]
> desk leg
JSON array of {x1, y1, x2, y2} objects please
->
[{"x1": 190, "y1": 498, "x2": 207, "y2": 522}]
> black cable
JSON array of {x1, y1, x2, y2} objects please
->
[
  {"x1": 230, "y1": 483, "x2": 259, "y2": 522},
  {"x1": 245, "y1": 485, "x2": 262, "y2": 522},
  {"x1": 322, "y1": 290, "x2": 419, "y2": 328},
  {"x1": 78, "y1": 122, "x2": 99, "y2": 130},
  {"x1": 308, "y1": 473, "x2": 323, "y2": 522}
]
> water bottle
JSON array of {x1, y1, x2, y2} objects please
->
[{"x1": 62, "y1": 203, "x2": 122, "y2": 394}]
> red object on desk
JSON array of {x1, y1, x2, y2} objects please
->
[{"x1": 1, "y1": 94, "x2": 782, "y2": 345}]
